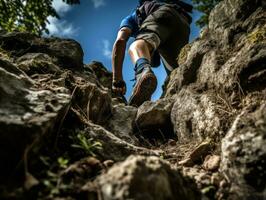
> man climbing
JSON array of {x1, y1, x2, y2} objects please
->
[{"x1": 112, "y1": 0, "x2": 192, "y2": 106}]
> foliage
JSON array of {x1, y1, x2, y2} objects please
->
[
  {"x1": 37, "y1": 132, "x2": 102, "y2": 198},
  {"x1": 0, "y1": 0, "x2": 80, "y2": 35},
  {"x1": 192, "y1": 0, "x2": 223, "y2": 28},
  {"x1": 43, "y1": 171, "x2": 60, "y2": 197},
  {"x1": 71, "y1": 133, "x2": 102, "y2": 156},
  {"x1": 57, "y1": 157, "x2": 69, "y2": 169},
  {"x1": 0, "y1": 45, "x2": 11, "y2": 59}
]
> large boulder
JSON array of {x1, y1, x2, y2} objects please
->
[
  {"x1": 95, "y1": 155, "x2": 199, "y2": 200},
  {"x1": 220, "y1": 101, "x2": 266, "y2": 199}
]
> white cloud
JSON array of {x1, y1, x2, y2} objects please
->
[
  {"x1": 102, "y1": 39, "x2": 112, "y2": 59},
  {"x1": 45, "y1": 0, "x2": 78, "y2": 37},
  {"x1": 91, "y1": 0, "x2": 106, "y2": 8},
  {"x1": 52, "y1": 0, "x2": 71, "y2": 15},
  {"x1": 45, "y1": 0, "x2": 106, "y2": 37},
  {"x1": 47, "y1": 16, "x2": 79, "y2": 37}
]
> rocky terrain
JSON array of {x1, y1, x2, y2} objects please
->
[{"x1": 0, "y1": 0, "x2": 265, "y2": 199}]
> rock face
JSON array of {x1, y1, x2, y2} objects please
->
[
  {"x1": 165, "y1": 0, "x2": 266, "y2": 142},
  {"x1": 0, "y1": 0, "x2": 265, "y2": 199},
  {"x1": 0, "y1": 31, "x2": 84, "y2": 69},
  {"x1": 163, "y1": 0, "x2": 266, "y2": 198},
  {"x1": 0, "y1": 57, "x2": 70, "y2": 182},
  {"x1": 171, "y1": 89, "x2": 225, "y2": 141}
]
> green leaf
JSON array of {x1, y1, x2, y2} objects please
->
[
  {"x1": 0, "y1": 0, "x2": 78, "y2": 35},
  {"x1": 192, "y1": 0, "x2": 222, "y2": 28}
]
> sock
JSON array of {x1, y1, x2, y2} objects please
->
[{"x1": 135, "y1": 58, "x2": 150, "y2": 74}]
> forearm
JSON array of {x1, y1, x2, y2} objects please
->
[{"x1": 112, "y1": 39, "x2": 127, "y2": 80}]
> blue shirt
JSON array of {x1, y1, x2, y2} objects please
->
[
  {"x1": 119, "y1": 11, "x2": 139, "y2": 37},
  {"x1": 119, "y1": 10, "x2": 162, "y2": 68}
]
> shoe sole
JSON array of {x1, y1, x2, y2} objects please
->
[{"x1": 129, "y1": 73, "x2": 157, "y2": 107}]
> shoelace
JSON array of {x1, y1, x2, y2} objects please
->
[
  {"x1": 130, "y1": 67, "x2": 140, "y2": 87},
  {"x1": 130, "y1": 77, "x2": 137, "y2": 87}
]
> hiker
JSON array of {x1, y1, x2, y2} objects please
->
[{"x1": 112, "y1": 0, "x2": 192, "y2": 106}]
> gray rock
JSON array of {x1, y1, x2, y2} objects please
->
[
  {"x1": 242, "y1": 7, "x2": 266, "y2": 33},
  {"x1": 135, "y1": 98, "x2": 174, "y2": 130},
  {"x1": 208, "y1": 0, "x2": 261, "y2": 45},
  {"x1": 164, "y1": 39, "x2": 214, "y2": 98},
  {"x1": 209, "y1": 0, "x2": 260, "y2": 30},
  {"x1": 96, "y1": 155, "x2": 199, "y2": 200},
  {"x1": 203, "y1": 155, "x2": 221, "y2": 171},
  {"x1": 196, "y1": 49, "x2": 226, "y2": 89},
  {"x1": 85, "y1": 61, "x2": 112, "y2": 90},
  {"x1": 0, "y1": 31, "x2": 84, "y2": 69},
  {"x1": 221, "y1": 102, "x2": 266, "y2": 199},
  {"x1": 182, "y1": 167, "x2": 212, "y2": 190},
  {"x1": 0, "y1": 59, "x2": 71, "y2": 182},
  {"x1": 59, "y1": 157, "x2": 103, "y2": 191},
  {"x1": 74, "y1": 81, "x2": 112, "y2": 125},
  {"x1": 106, "y1": 104, "x2": 139, "y2": 145},
  {"x1": 85, "y1": 89, "x2": 111, "y2": 124},
  {"x1": 171, "y1": 88, "x2": 228, "y2": 142},
  {"x1": 16, "y1": 53, "x2": 61, "y2": 75},
  {"x1": 46, "y1": 37, "x2": 83, "y2": 68},
  {"x1": 198, "y1": 42, "x2": 266, "y2": 93}
]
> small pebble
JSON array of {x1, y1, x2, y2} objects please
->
[{"x1": 103, "y1": 160, "x2": 115, "y2": 168}]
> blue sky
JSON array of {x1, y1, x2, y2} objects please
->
[{"x1": 47, "y1": 0, "x2": 201, "y2": 100}]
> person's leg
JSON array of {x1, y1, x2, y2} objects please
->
[
  {"x1": 128, "y1": 39, "x2": 153, "y2": 63},
  {"x1": 128, "y1": 39, "x2": 154, "y2": 79},
  {"x1": 128, "y1": 39, "x2": 158, "y2": 107}
]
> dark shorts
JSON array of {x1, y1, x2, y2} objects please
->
[{"x1": 136, "y1": 5, "x2": 190, "y2": 73}]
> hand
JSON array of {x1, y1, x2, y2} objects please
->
[{"x1": 112, "y1": 79, "x2": 126, "y2": 95}]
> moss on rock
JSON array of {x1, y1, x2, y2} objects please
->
[
  {"x1": 177, "y1": 43, "x2": 192, "y2": 66},
  {"x1": 247, "y1": 25, "x2": 266, "y2": 44}
]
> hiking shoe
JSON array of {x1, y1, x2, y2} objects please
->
[{"x1": 129, "y1": 65, "x2": 157, "y2": 107}]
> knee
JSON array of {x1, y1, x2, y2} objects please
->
[
  {"x1": 129, "y1": 40, "x2": 141, "y2": 54},
  {"x1": 129, "y1": 39, "x2": 153, "y2": 54}
]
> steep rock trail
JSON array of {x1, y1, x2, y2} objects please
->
[{"x1": 0, "y1": 0, "x2": 265, "y2": 199}]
